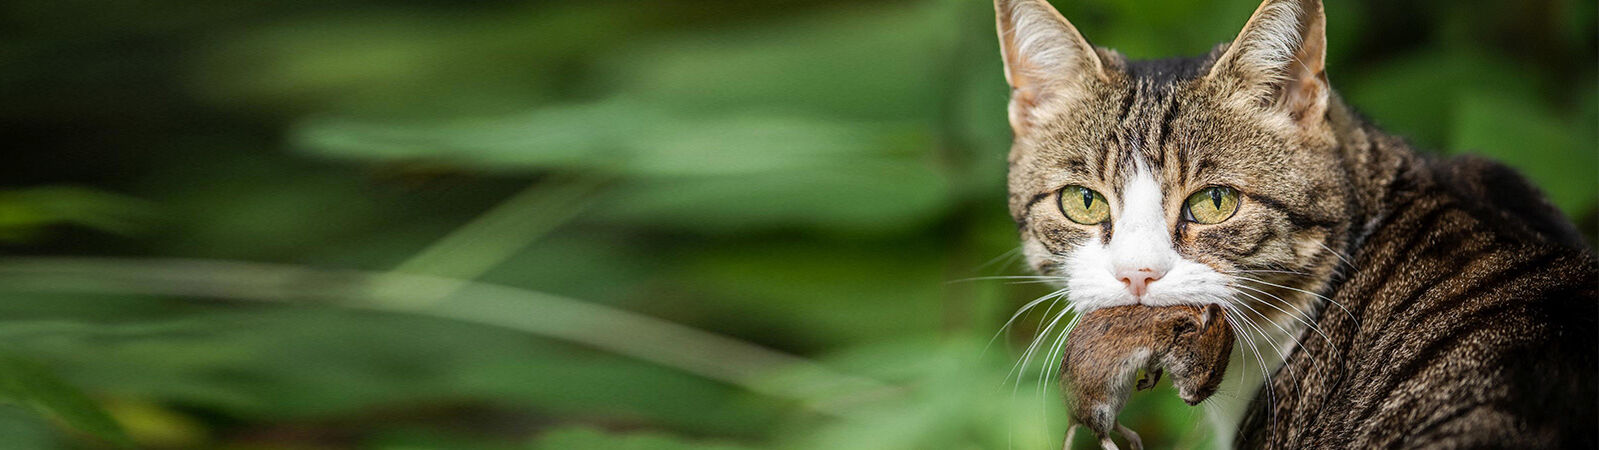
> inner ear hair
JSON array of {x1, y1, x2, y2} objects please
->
[
  {"x1": 1206, "y1": 0, "x2": 1329, "y2": 127},
  {"x1": 993, "y1": 0, "x2": 1110, "y2": 135}
]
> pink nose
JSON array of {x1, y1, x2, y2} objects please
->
[{"x1": 1117, "y1": 268, "x2": 1164, "y2": 297}]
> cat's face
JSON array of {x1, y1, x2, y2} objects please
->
[{"x1": 998, "y1": 0, "x2": 1351, "y2": 316}]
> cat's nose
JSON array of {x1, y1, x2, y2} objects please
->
[{"x1": 1117, "y1": 267, "x2": 1165, "y2": 297}]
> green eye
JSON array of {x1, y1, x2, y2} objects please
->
[
  {"x1": 1058, "y1": 185, "x2": 1110, "y2": 225},
  {"x1": 1184, "y1": 186, "x2": 1240, "y2": 224}
]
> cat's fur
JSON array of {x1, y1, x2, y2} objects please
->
[{"x1": 992, "y1": 0, "x2": 1598, "y2": 447}]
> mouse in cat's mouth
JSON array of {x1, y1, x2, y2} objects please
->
[{"x1": 1059, "y1": 304, "x2": 1233, "y2": 450}]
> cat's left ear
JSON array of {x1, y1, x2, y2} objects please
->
[{"x1": 1207, "y1": 0, "x2": 1328, "y2": 129}]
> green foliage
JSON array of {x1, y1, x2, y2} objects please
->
[
  {"x1": 0, "y1": 187, "x2": 153, "y2": 243},
  {"x1": 0, "y1": 352, "x2": 130, "y2": 446},
  {"x1": 529, "y1": 427, "x2": 758, "y2": 450},
  {"x1": 0, "y1": 0, "x2": 1592, "y2": 448}
]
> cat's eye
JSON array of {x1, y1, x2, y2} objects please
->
[
  {"x1": 1058, "y1": 185, "x2": 1109, "y2": 225},
  {"x1": 1183, "y1": 186, "x2": 1240, "y2": 224}
]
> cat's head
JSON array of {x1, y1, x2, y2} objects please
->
[{"x1": 996, "y1": 0, "x2": 1353, "y2": 314}]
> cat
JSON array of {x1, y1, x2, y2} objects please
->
[{"x1": 991, "y1": 0, "x2": 1598, "y2": 448}]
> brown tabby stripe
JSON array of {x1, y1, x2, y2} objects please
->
[
  {"x1": 992, "y1": 2, "x2": 1596, "y2": 446},
  {"x1": 1236, "y1": 156, "x2": 1598, "y2": 449}
]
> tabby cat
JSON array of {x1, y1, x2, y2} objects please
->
[{"x1": 991, "y1": 0, "x2": 1598, "y2": 447}]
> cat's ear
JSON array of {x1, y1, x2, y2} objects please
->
[
  {"x1": 994, "y1": 0, "x2": 1109, "y2": 135},
  {"x1": 1207, "y1": 0, "x2": 1328, "y2": 129}
]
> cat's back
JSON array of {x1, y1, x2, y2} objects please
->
[
  {"x1": 1241, "y1": 154, "x2": 1598, "y2": 448},
  {"x1": 1425, "y1": 155, "x2": 1587, "y2": 248}
]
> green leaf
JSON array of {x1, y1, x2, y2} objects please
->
[
  {"x1": 529, "y1": 426, "x2": 759, "y2": 450},
  {"x1": 588, "y1": 161, "x2": 950, "y2": 235},
  {"x1": 0, "y1": 186, "x2": 155, "y2": 243},
  {"x1": 1343, "y1": 50, "x2": 1539, "y2": 150},
  {"x1": 292, "y1": 100, "x2": 930, "y2": 177},
  {"x1": 186, "y1": 3, "x2": 665, "y2": 115},
  {"x1": 292, "y1": 100, "x2": 952, "y2": 234},
  {"x1": 0, "y1": 352, "x2": 130, "y2": 446},
  {"x1": 0, "y1": 306, "x2": 781, "y2": 438},
  {"x1": 668, "y1": 241, "x2": 948, "y2": 347},
  {"x1": 600, "y1": 2, "x2": 957, "y2": 122},
  {"x1": 1451, "y1": 90, "x2": 1597, "y2": 215}
]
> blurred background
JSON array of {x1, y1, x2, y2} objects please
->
[{"x1": 0, "y1": 0, "x2": 1592, "y2": 448}]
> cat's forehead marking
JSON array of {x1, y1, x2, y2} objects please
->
[
  {"x1": 1005, "y1": 55, "x2": 1225, "y2": 222},
  {"x1": 1103, "y1": 75, "x2": 1190, "y2": 200}
]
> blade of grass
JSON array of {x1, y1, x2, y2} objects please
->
[
  {"x1": 0, "y1": 257, "x2": 896, "y2": 418},
  {"x1": 386, "y1": 176, "x2": 605, "y2": 307},
  {"x1": 0, "y1": 351, "x2": 131, "y2": 447}
]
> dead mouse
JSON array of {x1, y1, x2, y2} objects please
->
[{"x1": 1059, "y1": 304, "x2": 1233, "y2": 450}]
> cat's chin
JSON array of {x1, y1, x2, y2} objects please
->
[
  {"x1": 1072, "y1": 297, "x2": 1230, "y2": 315},
  {"x1": 1140, "y1": 293, "x2": 1232, "y2": 309}
]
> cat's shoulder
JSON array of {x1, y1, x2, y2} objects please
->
[
  {"x1": 1354, "y1": 151, "x2": 1596, "y2": 332},
  {"x1": 1395, "y1": 153, "x2": 1589, "y2": 251}
]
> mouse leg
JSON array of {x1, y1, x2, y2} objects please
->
[
  {"x1": 1093, "y1": 427, "x2": 1123, "y2": 450},
  {"x1": 1062, "y1": 424, "x2": 1077, "y2": 450},
  {"x1": 1136, "y1": 368, "x2": 1162, "y2": 391},
  {"x1": 1115, "y1": 423, "x2": 1143, "y2": 450}
]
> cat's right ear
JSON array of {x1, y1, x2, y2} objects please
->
[{"x1": 994, "y1": 0, "x2": 1109, "y2": 136}]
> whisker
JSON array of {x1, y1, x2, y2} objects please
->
[
  {"x1": 1003, "y1": 299, "x2": 1077, "y2": 447},
  {"x1": 1204, "y1": 391, "x2": 1245, "y2": 401},
  {"x1": 1004, "y1": 297, "x2": 1067, "y2": 450},
  {"x1": 1232, "y1": 282, "x2": 1315, "y2": 323},
  {"x1": 1037, "y1": 313, "x2": 1081, "y2": 430},
  {"x1": 1219, "y1": 303, "x2": 1277, "y2": 442},
  {"x1": 1315, "y1": 241, "x2": 1355, "y2": 270},
  {"x1": 1046, "y1": 312, "x2": 1082, "y2": 381},
  {"x1": 1009, "y1": 299, "x2": 1073, "y2": 386},
  {"x1": 974, "y1": 246, "x2": 1023, "y2": 273},
  {"x1": 982, "y1": 286, "x2": 1069, "y2": 356},
  {"x1": 1232, "y1": 289, "x2": 1338, "y2": 373},
  {"x1": 1001, "y1": 279, "x2": 1075, "y2": 286},
  {"x1": 1038, "y1": 313, "x2": 1074, "y2": 389},
  {"x1": 947, "y1": 275, "x2": 1068, "y2": 284},
  {"x1": 1235, "y1": 275, "x2": 1360, "y2": 328},
  {"x1": 1229, "y1": 302, "x2": 1289, "y2": 379},
  {"x1": 1232, "y1": 283, "x2": 1340, "y2": 359},
  {"x1": 1235, "y1": 269, "x2": 1310, "y2": 276},
  {"x1": 1223, "y1": 304, "x2": 1252, "y2": 393},
  {"x1": 1228, "y1": 296, "x2": 1306, "y2": 400},
  {"x1": 1004, "y1": 300, "x2": 1057, "y2": 385}
]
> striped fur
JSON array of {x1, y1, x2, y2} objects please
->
[
  {"x1": 1235, "y1": 154, "x2": 1599, "y2": 448},
  {"x1": 993, "y1": 0, "x2": 1598, "y2": 447}
]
